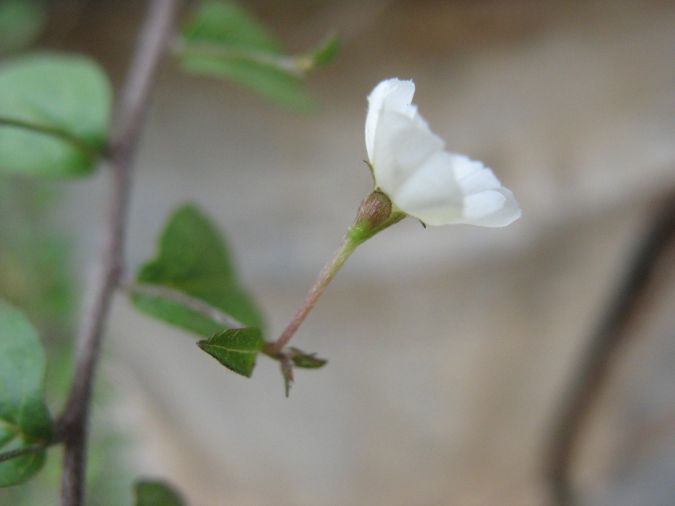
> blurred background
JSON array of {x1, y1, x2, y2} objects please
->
[{"x1": 1, "y1": 0, "x2": 675, "y2": 504}]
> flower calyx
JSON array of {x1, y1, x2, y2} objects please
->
[{"x1": 347, "y1": 190, "x2": 405, "y2": 244}]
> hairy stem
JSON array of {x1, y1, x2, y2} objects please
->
[
  {"x1": 268, "y1": 236, "x2": 359, "y2": 353},
  {"x1": 58, "y1": 1, "x2": 177, "y2": 505},
  {"x1": 544, "y1": 194, "x2": 675, "y2": 506}
]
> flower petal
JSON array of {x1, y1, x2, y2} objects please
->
[
  {"x1": 392, "y1": 151, "x2": 521, "y2": 227},
  {"x1": 365, "y1": 78, "x2": 416, "y2": 161},
  {"x1": 462, "y1": 188, "x2": 521, "y2": 227},
  {"x1": 363, "y1": 77, "x2": 521, "y2": 228},
  {"x1": 372, "y1": 109, "x2": 444, "y2": 196},
  {"x1": 391, "y1": 151, "x2": 464, "y2": 225},
  {"x1": 451, "y1": 155, "x2": 501, "y2": 193},
  {"x1": 452, "y1": 155, "x2": 521, "y2": 226}
]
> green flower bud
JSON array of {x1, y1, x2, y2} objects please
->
[{"x1": 347, "y1": 190, "x2": 405, "y2": 243}]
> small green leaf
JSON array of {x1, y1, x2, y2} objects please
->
[
  {"x1": 134, "y1": 479, "x2": 186, "y2": 506},
  {"x1": 181, "y1": 55, "x2": 311, "y2": 110},
  {"x1": 182, "y1": 0, "x2": 281, "y2": 53},
  {"x1": 289, "y1": 347, "x2": 328, "y2": 369},
  {"x1": 178, "y1": 0, "x2": 323, "y2": 110},
  {"x1": 0, "y1": 53, "x2": 111, "y2": 177},
  {"x1": 0, "y1": 301, "x2": 53, "y2": 487},
  {"x1": 198, "y1": 327, "x2": 263, "y2": 377},
  {"x1": 131, "y1": 204, "x2": 264, "y2": 337},
  {"x1": 0, "y1": 0, "x2": 46, "y2": 53},
  {"x1": 270, "y1": 347, "x2": 327, "y2": 397}
]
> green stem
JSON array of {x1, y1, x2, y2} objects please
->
[
  {"x1": 268, "y1": 235, "x2": 360, "y2": 353},
  {"x1": 0, "y1": 116, "x2": 100, "y2": 160}
]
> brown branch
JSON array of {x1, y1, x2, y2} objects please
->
[
  {"x1": 57, "y1": 1, "x2": 178, "y2": 505},
  {"x1": 120, "y1": 278, "x2": 245, "y2": 329},
  {"x1": 544, "y1": 194, "x2": 675, "y2": 506}
]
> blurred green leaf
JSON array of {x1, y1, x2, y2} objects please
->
[
  {"x1": 302, "y1": 33, "x2": 339, "y2": 70},
  {"x1": 131, "y1": 204, "x2": 264, "y2": 337},
  {"x1": 289, "y1": 347, "x2": 327, "y2": 369},
  {"x1": 0, "y1": 53, "x2": 111, "y2": 177},
  {"x1": 134, "y1": 479, "x2": 185, "y2": 506},
  {"x1": 0, "y1": 0, "x2": 46, "y2": 54},
  {"x1": 0, "y1": 180, "x2": 76, "y2": 339},
  {"x1": 181, "y1": 54, "x2": 311, "y2": 110},
  {"x1": 178, "y1": 0, "x2": 337, "y2": 110},
  {"x1": 0, "y1": 301, "x2": 52, "y2": 487},
  {"x1": 182, "y1": 0, "x2": 281, "y2": 52},
  {"x1": 198, "y1": 327, "x2": 263, "y2": 377}
]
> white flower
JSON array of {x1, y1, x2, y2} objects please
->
[{"x1": 365, "y1": 78, "x2": 521, "y2": 227}]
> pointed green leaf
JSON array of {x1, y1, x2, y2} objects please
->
[
  {"x1": 198, "y1": 327, "x2": 263, "y2": 377},
  {"x1": 134, "y1": 479, "x2": 186, "y2": 506},
  {"x1": 182, "y1": 0, "x2": 281, "y2": 52},
  {"x1": 131, "y1": 204, "x2": 264, "y2": 337},
  {"x1": 181, "y1": 55, "x2": 311, "y2": 110},
  {"x1": 289, "y1": 347, "x2": 328, "y2": 369},
  {"x1": 178, "y1": 0, "x2": 314, "y2": 109},
  {"x1": 0, "y1": 301, "x2": 52, "y2": 487},
  {"x1": 0, "y1": 53, "x2": 111, "y2": 177}
]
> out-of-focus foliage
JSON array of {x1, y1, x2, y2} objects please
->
[
  {"x1": 0, "y1": 182, "x2": 128, "y2": 506},
  {"x1": 0, "y1": 53, "x2": 111, "y2": 177},
  {"x1": 131, "y1": 204, "x2": 264, "y2": 336},
  {"x1": 0, "y1": 182, "x2": 74, "y2": 337},
  {"x1": 134, "y1": 479, "x2": 186, "y2": 506},
  {"x1": 177, "y1": 0, "x2": 338, "y2": 110},
  {"x1": 0, "y1": 0, "x2": 46, "y2": 54},
  {"x1": 0, "y1": 302, "x2": 53, "y2": 487}
]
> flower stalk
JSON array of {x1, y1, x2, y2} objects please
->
[
  {"x1": 268, "y1": 191, "x2": 402, "y2": 353},
  {"x1": 268, "y1": 235, "x2": 358, "y2": 353}
]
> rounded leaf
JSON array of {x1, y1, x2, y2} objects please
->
[{"x1": 0, "y1": 53, "x2": 111, "y2": 176}]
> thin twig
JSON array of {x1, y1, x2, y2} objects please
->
[
  {"x1": 120, "y1": 278, "x2": 245, "y2": 329},
  {"x1": 544, "y1": 194, "x2": 675, "y2": 506},
  {"x1": 0, "y1": 116, "x2": 100, "y2": 160},
  {"x1": 58, "y1": 1, "x2": 178, "y2": 505}
]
